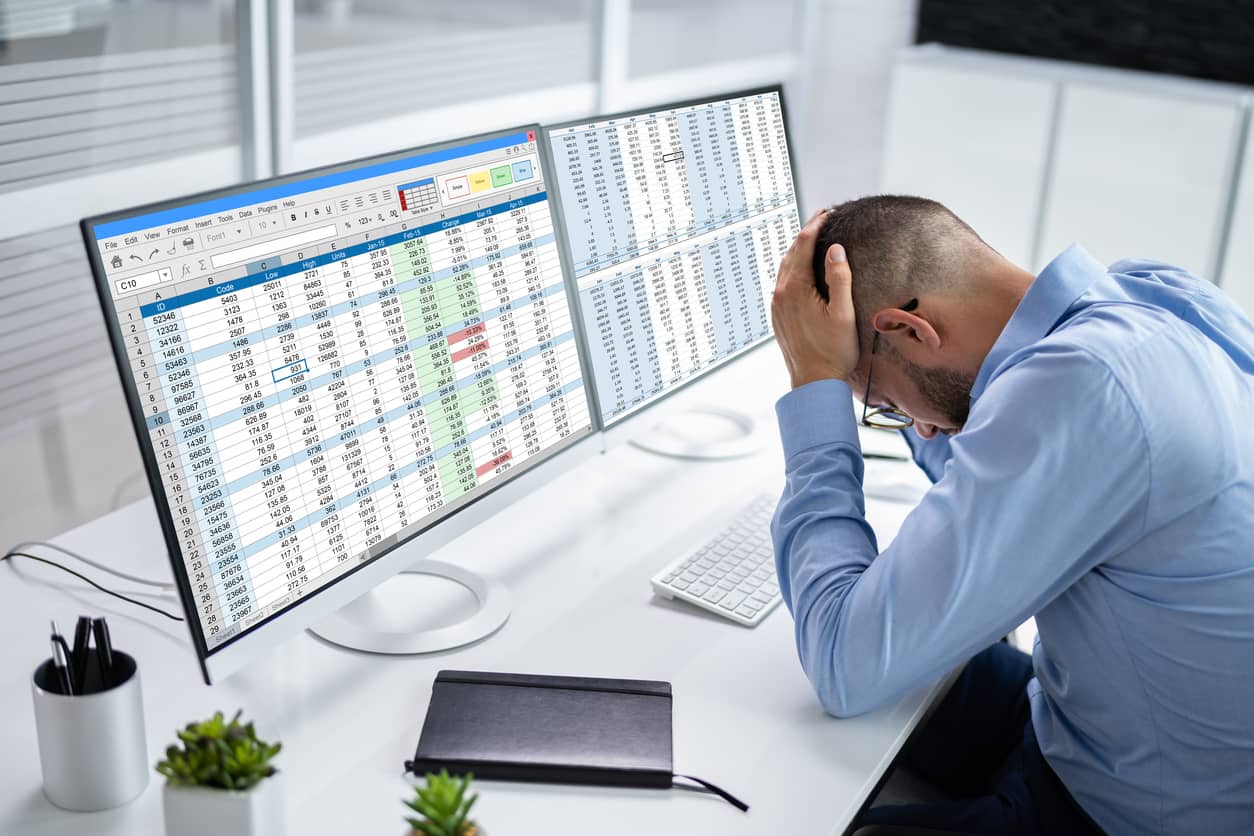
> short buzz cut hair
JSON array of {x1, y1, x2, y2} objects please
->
[{"x1": 811, "y1": 195, "x2": 995, "y2": 353}]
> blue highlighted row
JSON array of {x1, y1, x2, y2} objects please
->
[{"x1": 140, "y1": 190, "x2": 549, "y2": 318}]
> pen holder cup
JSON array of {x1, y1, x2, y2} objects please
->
[{"x1": 31, "y1": 651, "x2": 149, "y2": 811}]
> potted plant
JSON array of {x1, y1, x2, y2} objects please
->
[
  {"x1": 156, "y1": 709, "x2": 284, "y2": 836},
  {"x1": 405, "y1": 769, "x2": 481, "y2": 836}
]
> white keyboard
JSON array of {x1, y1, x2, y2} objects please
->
[{"x1": 650, "y1": 494, "x2": 781, "y2": 626}]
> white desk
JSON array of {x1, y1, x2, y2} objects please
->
[{"x1": 0, "y1": 358, "x2": 946, "y2": 836}]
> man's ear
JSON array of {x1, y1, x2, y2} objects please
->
[{"x1": 870, "y1": 307, "x2": 941, "y2": 351}]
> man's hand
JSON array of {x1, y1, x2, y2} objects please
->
[{"x1": 772, "y1": 210, "x2": 860, "y2": 389}]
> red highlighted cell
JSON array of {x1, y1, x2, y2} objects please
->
[
  {"x1": 447, "y1": 322, "x2": 487, "y2": 344},
  {"x1": 451, "y1": 341, "x2": 489, "y2": 363},
  {"x1": 398, "y1": 189, "x2": 408, "y2": 210},
  {"x1": 475, "y1": 451, "x2": 513, "y2": 477}
]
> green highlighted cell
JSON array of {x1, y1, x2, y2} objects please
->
[
  {"x1": 438, "y1": 445, "x2": 477, "y2": 501},
  {"x1": 457, "y1": 377, "x2": 499, "y2": 415},
  {"x1": 490, "y1": 165, "x2": 513, "y2": 188}
]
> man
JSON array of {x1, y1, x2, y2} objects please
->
[{"x1": 768, "y1": 196, "x2": 1254, "y2": 835}]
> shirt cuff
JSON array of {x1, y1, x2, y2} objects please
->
[{"x1": 774, "y1": 379, "x2": 860, "y2": 461}]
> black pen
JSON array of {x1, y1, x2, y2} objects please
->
[
  {"x1": 92, "y1": 617, "x2": 114, "y2": 688},
  {"x1": 50, "y1": 620, "x2": 74, "y2": 696},
  {"x1": 71, "y1": 615, "x2": 92, "y2": 691},
  {"x1": 862, "y1": 451, "x2": 909, "y2": 462}
]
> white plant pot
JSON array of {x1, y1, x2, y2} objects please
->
[{"x1": 162, "y1": 773, "x2": 285, "y2": 836}]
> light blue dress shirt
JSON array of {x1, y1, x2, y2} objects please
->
[{"x1": 770, "y1": 245, "x2": 1254, "y2": 835}]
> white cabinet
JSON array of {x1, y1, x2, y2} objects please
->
[
  {"x1": 881, "y1": 60, "x2": 1056, "y2": 268},
  {"x1": 881, "y1": 46, "x2": 1251, "y2": 289},
  {"x1": 1219, "y1": 125, "x2": 1254, "y2": 317},
  {"x1": 1036, "y1": 82, "x2": 1243, "y2": 275}
]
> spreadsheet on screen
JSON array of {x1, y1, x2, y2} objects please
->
[
  {"x1": 547, "y1": 89, "x2": 801, "y2": 425},
  {"x1": 87, "y1": 130, "x2": 592, "y2": 650}
]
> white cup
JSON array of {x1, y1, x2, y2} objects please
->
[{"x1": 31, "y1": 651, "x2": 149, "y2": 811}]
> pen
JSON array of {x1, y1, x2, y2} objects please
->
[
  {"x1": 50, "y1": 620, "x2": 74, "y2": 696},
  {"x1": 862, "y1": 452, "x2": 910, "y2": 462},
  {"x1": 71, "y1": 615, "x2": 92, "y2": 692},
  {"x1": 92, "y1": 617, "x2": 114, "y2": 688}
]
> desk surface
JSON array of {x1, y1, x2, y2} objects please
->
[{"x1": 0, "y1": 356, "x2": 945, "y2": 836}]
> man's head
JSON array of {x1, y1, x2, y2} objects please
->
[{"x1": 811, "y1": 196, "x2": 1033, "y2": 438}]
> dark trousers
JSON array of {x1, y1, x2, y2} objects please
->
[{"x1": 857, "y1": 643, "x2": 1104, "y2": 835}]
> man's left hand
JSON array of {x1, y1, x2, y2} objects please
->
[{"x1": 771, "y1": 210, "x2": 860, "y2": 389}]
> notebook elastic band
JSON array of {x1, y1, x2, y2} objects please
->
[{"x1": 672, "y1": 772, "x2": 750, "y2": 812}]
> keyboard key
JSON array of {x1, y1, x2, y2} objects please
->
[
  {"x1": 672, "y1": 578, "x2": 691, "y2": 590},
  {"x1": 679, "y1": 571, "x2": 698, "y2": 584},
  {"x1": 703, "y1": 587, "x2": 725, "y2": 603},
  {"x1": 719, "y1": 592, "x2": 748, "y2": 611},
  {"x1": 689, "y1": 583, "x2": 709, "y2": 596},
  {"x1": 750, "y1": 590, "x2": 773, "y2": 604},
  {"x1": 716, "y1": 579, "x2": 736, "y2": 591},
  {"x1": 736, "y1": 605, "x2": 760, "y2": 619}
]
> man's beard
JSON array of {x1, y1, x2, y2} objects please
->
[{"x1": 899, "y1": 357, "x2": 975, "y2": 429}]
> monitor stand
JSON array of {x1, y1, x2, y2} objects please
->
[
  {"x1": 307, "y1": 560, "x2": 511, "y2": 654},
  {"x1": 628, "y1": 406, "x2": 762, "y2": 460}
]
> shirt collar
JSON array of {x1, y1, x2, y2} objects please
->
[{"x1": 971, "y1": 244, "x2": 1107, "y2": 401}]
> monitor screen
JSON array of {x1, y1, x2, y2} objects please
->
[
  {"x1": 83, "y1": 127, "x2": 592, "y2": 662},
  {"x1": 545, "y1": 87, "x2": 801, "y2": 426}
]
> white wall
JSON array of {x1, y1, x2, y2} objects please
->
[
  {"x1": 791, "y1": 0, "x2": 918, "y2": 214},
  {"x1": 880, "y1": 57, "x2": 1055, "y2": 267}
]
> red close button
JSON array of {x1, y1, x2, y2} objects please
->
[{"x1": 526, "y1": 130, "x2": 536, "y2": 142}]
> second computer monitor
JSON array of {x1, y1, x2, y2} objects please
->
[{"x1": 545, "y1": 86, "x2": 801, "y2": 429}]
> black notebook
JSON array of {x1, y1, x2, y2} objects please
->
[
  {"x1": 407, "y1": 670, "x2": 747, "y2": 810},
  {"x1": 409, "y1": 670, "x2": 673, "y2": 788}
]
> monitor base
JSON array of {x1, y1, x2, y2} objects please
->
[
  {"x1": 628, "y1": 406, "x2": 762, "y2": 460},
  {"x1": 307, "y1": 560, "x2": 510, "y2": 655}
]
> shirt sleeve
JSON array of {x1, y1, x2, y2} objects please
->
[{"x1": 770, "y1": 349, "x2": 1151, "y2": 718}]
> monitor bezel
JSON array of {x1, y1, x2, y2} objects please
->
[
  {"x1": 540, "y1": 84, "x2": 802, "y2": 435},
  {"x1": 81, "y1": 124, "x2": 599, "y2": 684}
]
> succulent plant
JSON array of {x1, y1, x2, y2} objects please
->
[
  {"x1": 404, "y1": 769, "x2": 479, "y2": 836},
  {"x1": 155, "y1": 709, "x2": 281, "y2": 791}
]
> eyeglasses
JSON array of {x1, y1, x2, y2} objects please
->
[{"x1": 861, "y1": 298, "x2": 919, "y2": 431}]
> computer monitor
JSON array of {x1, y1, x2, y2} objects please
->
[
  {"x1": 82, "y1": 126, "x2": 596, "y2": 684},
  {"x1": 544, "y1": 86, "x2": 801, "y2": 456}
]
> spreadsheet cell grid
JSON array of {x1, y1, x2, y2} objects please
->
[{"x1": 548, "y1": 91, "x2": 801, "y2": 426}]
